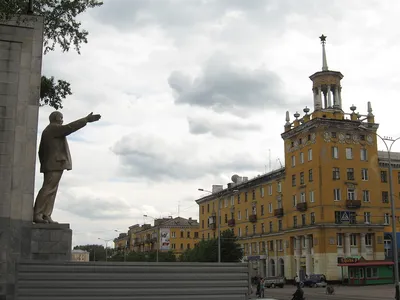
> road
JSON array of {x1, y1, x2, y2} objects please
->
[{"x1": 249, "y1": 284, "x2": 396, "y2": 300}]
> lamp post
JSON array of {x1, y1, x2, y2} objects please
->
[
  {"x1": 98, "y1": 238, "x2": 113, "y2": 262},
  {"x1": 143, "y1": 215, "x2": 159, "y2": 263},
  {"x1": 360, "y1": 125, "x2": 400, "y2": 299},
  {"x1": 198, "y1": 188, "x2": 239, "y2": 263}
]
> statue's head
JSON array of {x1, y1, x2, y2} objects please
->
[{"x1": 49, "y1": 111, "x2": 63, "y2": 125}]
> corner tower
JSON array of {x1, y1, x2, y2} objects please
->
[{"x1": 310, "y1": 35, "x2": 344, "y2": 116}]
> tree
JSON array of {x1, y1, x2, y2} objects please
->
[
  {"x1": 74, "y1": 244, "x2": 107, "y2": 261},
  {"x1": 180, "y1": 230, "x2": 243, "y2": 262},
  {"x1": 0, "y1": 0, "x2": 103, "y2": 109}
]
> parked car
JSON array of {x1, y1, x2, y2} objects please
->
[
  {"x1": 303, "y1": 274, "x2": 327, "y2": 288},
  {"x1": 263, "y1": 276, "x2": 285, "y2": 288}
]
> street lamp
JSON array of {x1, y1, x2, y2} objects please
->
[
  {"x1": 143, "y1": 215, "x2": 159, "y2": 263},
  {"x1": 198, "y1": 188, "x2": 239, "y2": 263},
  {"x1": 98, "y1": 238, "x2": 114, "y2": 262},
  {"x1": 360, "y1": 125, "x2": 400, "y2": 299}
]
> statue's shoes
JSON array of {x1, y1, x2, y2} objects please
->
[
  {"x1": 33, "y1": 215, "x2": 49, "y2": 224},
  {"x1": 43, "y1": 215, "x2": 58, "y2": 224}
]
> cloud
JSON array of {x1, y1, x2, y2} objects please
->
[
  {"x1": 168, "y1": 55, "x2": 288, "y2": 116},
  {"x1": 111, "y1": 132, "x2": 263, "y2": 180},
  {"x1": 187, "y1": 116, "x2": 261, "y2": 138},
  {"x1": 57, "y1": 188, "x2": 140, "y2": 220}
]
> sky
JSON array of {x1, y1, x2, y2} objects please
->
[{"x1": 35, "y1": 0, "x2": 400, "y2": 247}]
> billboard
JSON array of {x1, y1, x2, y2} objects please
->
[{"x1": 160, "y1": 228, "x2": 170, "y2": 251}]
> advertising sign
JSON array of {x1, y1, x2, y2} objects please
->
[{"x1": 160, "y1": 228, "x2": 170, "y2": 251}]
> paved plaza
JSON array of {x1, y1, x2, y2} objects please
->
[{"x1": 250, "y1": 284, "x2": 396, "y2": 300}]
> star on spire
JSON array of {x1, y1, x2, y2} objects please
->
[{"x1": 319, "y1": 34, "x2": 327, "y2": 44}]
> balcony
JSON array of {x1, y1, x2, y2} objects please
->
[
  {"x1": 134, "y1": 238, "x2": 140, "y2": 244},
  {"x1": 228, "y1": 219, "x2": 235, "y2": 227},
  {"x1": 346, "y1": 200, "x2": 361, "y2": 209},
  {"x1": 296, "y1": 202, "x2": 307, "y2": 212},
  {"x1": 274, "y1": 208, "x2": 284, "y2": 218},
  {"x1": 249, "y1": 214, "x2": 257, "y2": 223},
  {"x1": 209, "y1": 223, "x2": 216, "y2": 230}
]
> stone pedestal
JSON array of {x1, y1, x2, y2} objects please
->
[
  {"x1": 0, "y1": 15, "x2": 44, "y2": 300},
  {"x1": 31, "y1": 224, "x2": 72, "y2": 261}
]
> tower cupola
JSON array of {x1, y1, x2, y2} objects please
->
[{"x1": 309, "y1": 35, "x2": 344, "y2": 111}]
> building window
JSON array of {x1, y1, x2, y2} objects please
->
[
  {"x1": 293, "y1": 216, "x2": 297, "y2": 228},
  {"x1": 231, "y1": 196, "x2": 234, "y2": 206},
  {"x1": 292, "y1": 175, "x2": 296, "y2": 186},
  {"x1": 332, "y1": 167, "x2": 340, "y2": 180},
  {"x1": 291, "y1": 155, "x2": 296, "y2": 167},
  {"x1": 347, "y1": 168, "x2": 355, "y2": 180},
  {"x1": 181, "y1": 231, "x2": 184, "y2": 238},
  {"x1": 310, "y1": 212, "x2": 315, "y2": 224},
  {"x1": 384, "y1": 213, "x2": 390, "y2": 225},
  {"x1": 278, "y1": 220, "x2": 282, "y2": 231},
  {"x1": 347, "y1": 188, "x2": 356, "y2": 200},
  {"x1": 224, "y1": 214, "x2": 228, "y2": 223},
  {"x1": 309, "y1": 190, "x2": 314, "y2": 203},
  {"x1": 398, "y1": 172, "x2": 400, "y2": 184},
  {"x1": 245, "y1": 192, "x2": 248, "y2": 202},
  {"x1": 277, "y1": 200, "x2": 282, "y2": 209},
  {"x1": 334, "y1": 211, "x2": 341, "y2": 224},
  {"x1": 300, "y1": 152, "x2": 304, "y2": 164},
  {"x1": 261, "y1": 205, "x2": 265, "y2": 216},
  {"x1": 365, "y1": 233, "x2": 373, "y2": 246},
  {"x1": 194, "y1": 232, "x2": 199, "y2": 238},
  {"x1": 364, "y1": 212, "x2": 371, "y2": 223},
  {"x1": 308, "y1": 149, "x2": 313, "y2": 161},
  {"x1": 268, "y1": 203, "x2": 273, "y2": 213},
  {"x1": 277, "y1": 182, "x2": 282, "y2": 193},
  {"x1": 202, "y1": 206, "x2": 204, "y2": 214},
  {"x1": 201, "y1": 220, "x2": 204, "y2": 228},
  {"x1": 346, "y1": 148, "x2": 353, "y2": 159},
  {"x1": 300, "y1": 192, "x2": 306, "y2": 203},
  {"x1": 245, "y1": 226, "x2": 248, "y2": 236},
  {"x1": 292, "y1": 195, "x2": 297, "y2": 207},
  {"x1": 278, "y1": 240, "x2": 283, "y2": 251},
  {"x1": 261, "y1": 223, "x2": 265, "y2": 233},
  {"x1": 308, "y1": 169, "x2": 313, "y2": 181},
  {"x1": 187, "y1": 231, "x2": 190, "y2": 238},
  {"x1": 238, "y1": 227, "x2": 241, "y2": 237},
  {"x1": 268, "y1": 185, "x2": 273, "y2": 195},
  {"x1": 269, "y1": 221, "x2": 273, "y2": 232},
  {"x1": 187, "y1": 243, "x2": 191, "y2": 249},
  {"x1": 171, "y1": 243, "x2": 176, "y2": 249},
  {"x1": 363, "y1": 190, "x2": 370, "y2": 202},
  {"x1": 332, "y1": 146, "x2": 339, "y2": 159},
  {"x1": 381, "y1": 171, "x2": 388, "y2": 183},
  {"x1": 361, "y1": 168, "x2": 369, "y2": 181},
  {"x1": 237, "y1": 193, "x2": 241, "y2": 204},
  {"x1": 224, "y1": 198, "x2": 228, "y2": 207},
  {"x1": 337, "y1": 233, "x2": 343, "y2": 246},
  {"x1": 172, "y1": 232, "x2": 176, "y2": 238},
  {"x1": 382, "y1": 191, "x2": 389, "y2": 203},
  {"x1": 245, "y1": 209, "x2": 249, "y2": 219},
  {"x1": 260, "y1": 187, "x2": 264, "y2": 197},
  {"x1": 237, "y1": 211, "x2": 241, "y2": 220},
  {"x1": 350, "y1": 234, "x2": 357, "y2": 246},
  {"x1": 252, "y1": 224, "x2": 256, "y2": 234},
  {"x1": 366, "y1": 267, "x2": 378, "y2": 278},
  {"x1": 180, "y1": 243, "x2": 184, "y2": 249},
  {"x1": 300, "y1": 172, "x2": 305, "y2": 185},
  {"x1": 360, "y1": 148, "x2": 368, "y2": 161},
  {"x1": 301, "y1": 214, "x2": 306, "y2": 226}
]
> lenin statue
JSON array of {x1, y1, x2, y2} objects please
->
[{"x1": 33, "y1": 111, "x2": 101, "y2": 223}]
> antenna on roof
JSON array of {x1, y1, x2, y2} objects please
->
[{"x1": 277, "y1": 158, "x2": 283, "y2": 168}]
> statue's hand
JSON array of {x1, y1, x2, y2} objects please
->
[{"x1": 86, "y1": 112, "x2": 101, "y2": 123}]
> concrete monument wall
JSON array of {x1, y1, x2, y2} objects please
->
[{"x1": 0, "y1": 15, "x2": 44, "y2": 299}]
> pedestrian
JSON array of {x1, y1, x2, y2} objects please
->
[{"x1": 260, "y1": 278, "x2": 265, "y2": 298}]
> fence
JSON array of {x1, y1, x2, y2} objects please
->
[{"x1": 16, "y1": 260, "x2": 250, "y2": 300}]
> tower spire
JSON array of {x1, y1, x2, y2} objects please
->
[{"x1": 320, "y1": 34, "x2": 328, "y2": 71}]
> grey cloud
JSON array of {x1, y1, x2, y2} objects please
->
[
  {"x1": 111, "y1": 133, "x2": 262, "y2": 180},
  {"x1": 188, "y1": 116, "x2": 261, "y2": 138},
  {"x1": 90, "y1": 0, "x2": 342, "y2": 36},
  {"x1": 168, "y1": 55, "x2": 288, "y2": 115},
  {"x1": 58, "y1": 191, "x2": 139, "y2": 220}
]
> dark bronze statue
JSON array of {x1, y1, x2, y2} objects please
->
[{"x1": 33, "y1": 111, "x2": 101, "y2": 223}]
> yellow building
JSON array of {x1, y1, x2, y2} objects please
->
[
  {"x1": 196, "y1": 36, "x2": 400, "y2": 281},
  {"x1": 128, "y1": 217, "x2": 200, "y2": 257},
  {"x1": 114, "y1": 233, "x2": 129, "y2": 250}
]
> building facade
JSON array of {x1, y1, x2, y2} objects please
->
[
  {"x1": 116, "y1": 217, "x2": 200, "y2": 258},
  {"x1": 196, "y1": 36, "x2": 400, "y2": 281}
]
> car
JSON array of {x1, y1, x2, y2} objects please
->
[
  {"x1": 303, "y1": 274, "x2": 327, "y2": 288},
  {"x1": 263, "y1": 276, "x2": 285, "y2": 288}
]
